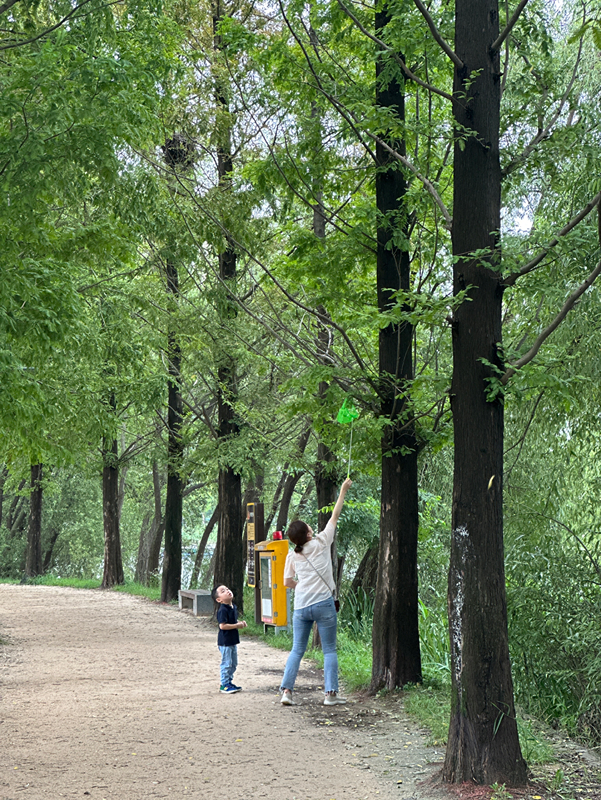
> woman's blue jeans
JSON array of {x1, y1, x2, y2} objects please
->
[{"x1": 281, "y1": 596, "x2": 338, "y2": 693}]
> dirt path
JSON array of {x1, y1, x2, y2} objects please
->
[{"x1": 0, "y1": 585, "x2": 443, "y2": 800}]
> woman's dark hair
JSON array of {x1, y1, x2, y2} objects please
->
[{"x1": 286, "y1": 520, "x2": 311, "y2": 553}]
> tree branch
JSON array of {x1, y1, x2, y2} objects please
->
[
  {"x1": 526, "y1": 511, "x2": 601, "y2": 582},
  {"x1": 0, "y1": 0, "x2": 120, "y2": 51},
  {"x1": 501, "y1": 257, "x2": 601, "y2": 385},
  {"x1": 491, "y1": 0, "x2": 530, "y2": 53},
  {"x1": 412, "y1": 0, "x2": 463, "y2": 68},
  {"x1": 0, "y1": 0, "x2": 21, "y2": 15},
  {"x1": 277, "y1": 0, "x2": 453, "y2": 228},
  {"x1": 504, "y1": 390, "x2": 544, "y2": 481},
  {"x1": 365, "y1": 130, "x2": 453, "y2": 230},
  {"x1": 336, "y1": 0, "x2": 455, "y2": 104},
  {"x1": 502, "y1": 32, "x2": 583, "y2": 178},
  {"x1": 504, "y1": 190, "x2": 601, "y2": 286}
]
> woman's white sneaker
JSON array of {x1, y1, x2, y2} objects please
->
[
  {"x1": 281, "y1": 691, "x2": 296, "y2": 706},
  {"x1": 324, "y1": 692, "x2": 347, "y2": 705}
]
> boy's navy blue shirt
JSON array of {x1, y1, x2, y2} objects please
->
[{"x1": 217, "y1": 603, "x2": 240, "y2": 646}]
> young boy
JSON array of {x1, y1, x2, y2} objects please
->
[{"x1": 211, "y1": 585, "x2": 247, "y2": 694}]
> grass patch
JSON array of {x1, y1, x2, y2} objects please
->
[
  {"x1": 111, "y1": 582, "x2": 162, "y2": 601},
  {"x1": 28, "y1": 576, "x2": 102, "y2": 590},
  {"x1": 403, "y1": 683, "x2": 555, "y2": 766},
  {"x1": 404, "y1": 682, "x2": 451, "y2": 745},
  {"x1": 516, "y1": 716, "x2": 555, "y2": 765}
]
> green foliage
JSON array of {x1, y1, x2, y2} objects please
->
[{"x1": 404, "y1": 683, "x2": 451, "y2": 745}]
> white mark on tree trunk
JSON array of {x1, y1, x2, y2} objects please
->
[{"x1": 450, "y1": 525, "x2": 469, "y2": 688}]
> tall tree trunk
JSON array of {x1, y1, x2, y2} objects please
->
[
  {"x1": 312, "y1": 84, "x2": 338, "y2": 644},
  {"x1": 161, "y1": 259, "x2": 184, "y2": 603},
  {"x1": 442, "y1": 0, "x2": 526, "y2": 784},
  {"x1": 212, "y1": 0, "x2": 243, "y2": 609},
  {"x1": 189, "y1": 506, "x2": 218, "y2": 588},
  {"x1": 370, "y1": 2, "x2": 421, "y2": 692},
  {"x1": 101, "y1": 433, "x2": 124, "y2": 588},
  {"x1": 24, "y1": 463, "x2": 43, "y2": 578}
]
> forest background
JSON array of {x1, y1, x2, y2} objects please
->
[{"x1": 1, "y1": 0, "x2": 601, "y2": 786}]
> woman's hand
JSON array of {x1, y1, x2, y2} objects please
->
[{"x1": 331, "y1": 478, "x2": 353, "y2": 525}]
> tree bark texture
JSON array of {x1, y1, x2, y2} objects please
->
[
  {"x1": 371, "y1": 2, "x2": 421, "y2": 692},
  {"x1": 443, "y1": 0, "x2": 526, "y2": 784},
  {"x1": 25, "y1": 463, "x2": 43, "y2": 578},
  {"x1": 101, "y1": 435, "x2": 124, "y2": 588},
  {"x1": 161, "y1": 260, "x2": 184, "y2": 603},
  {"x1": 212, "y1": 0, "x2": 244, "y2": 610}
]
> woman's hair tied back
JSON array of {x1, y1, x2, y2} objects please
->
[{"x1": 286, "y1": 520, "x2": 311, "y2": 553}]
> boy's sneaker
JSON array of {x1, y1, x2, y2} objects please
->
[
  {"x1": 281, "y1": 691, "x2": 296, "y2": 706},
  {"x1": 324, "y1": 692, "x2": 347, "y2": 705},
  {"x1": 230, "y1": 684, "x2": 242, "y2": 691},
  {"x1": 220, "y1": 684, "x2": 240, "y2": 694}
]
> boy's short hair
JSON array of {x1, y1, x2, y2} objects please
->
[{"x1": 211, "y1": 586, "x2": 221, "y2": 602}]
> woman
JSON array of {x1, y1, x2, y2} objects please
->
[{"x1": 280, "y1": 477, "x2": 353, "y2": 707}]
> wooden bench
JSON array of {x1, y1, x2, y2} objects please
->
[{"x1": 178, "y1": 589, "x2": 213, "y2": 616}]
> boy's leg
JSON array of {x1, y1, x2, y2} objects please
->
[
  {"x1": 280, "y1": 609, "x2": 312, "y2": 692},
  {"x1": 218, "y1": 645, "x2": 236, "y2": 687},
  {"x1": 231, "y1": 645, "x2": 238, "y2": 684}
]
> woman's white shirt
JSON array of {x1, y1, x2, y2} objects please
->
[{"x1": 284, "y1": 520, "x2": 336, "y2": 610}]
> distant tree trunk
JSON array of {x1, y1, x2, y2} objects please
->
[
  {"x1": 212, "y1": 0, "x2": 244, "y2": 610},
  {"x1": 159, "y1": 131, "x2": 194, "y2": 603},
  {"x1": 0, "y1": 464, "x2": 7, "y2": 528},
  {"x1": 203, "y1": 545, "x2": 218, "y2": 589},
  {"x1": 43, "y1": 526, "x2": 60, "y2": 573},
  {"x1": 442, "y1": 0, "x2": 526, "y2": 783},
  {"x1": 275, "y1": 472, "x2": 304, "y2": 532},
  {"x1": 296, "y1": 480, "x2": 313, "y2": 519},
  {"x1": 145, "y1": 462, "x2": 166, "y2": 582},
  {"x1": 371, "y1": 2, "x2": 421, "y2": 691},
  {"x1": 161, "y1": 261, "x2": 184, "y2": 602},
  {"x1": 350, "y1": 541, "x2": 379, "y2": 597},
  {"x1": 6, "y1": 478, "x2": 27, "y2": 533},
  {"x1": 24, "y1": 463, "x2": 43, "y2": 578},
  {"x1": 275, "y1": 425, "x2": 311, "y2": 532},
  {"x1": 101, "y1": 433, "x2": 124, "y2": 588},
  {"x1": 117, "y1": 444, "x2": 128, "y2": 521},
  {"x1": 265, "y1": 466, "x2": 289, "y2": 533},
  {"x1": 189, "y1": 506, "x2": 218, "y2": 589},
  {"x1": 312, "y1": 92, "x2": 337, "y2": 647}
]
